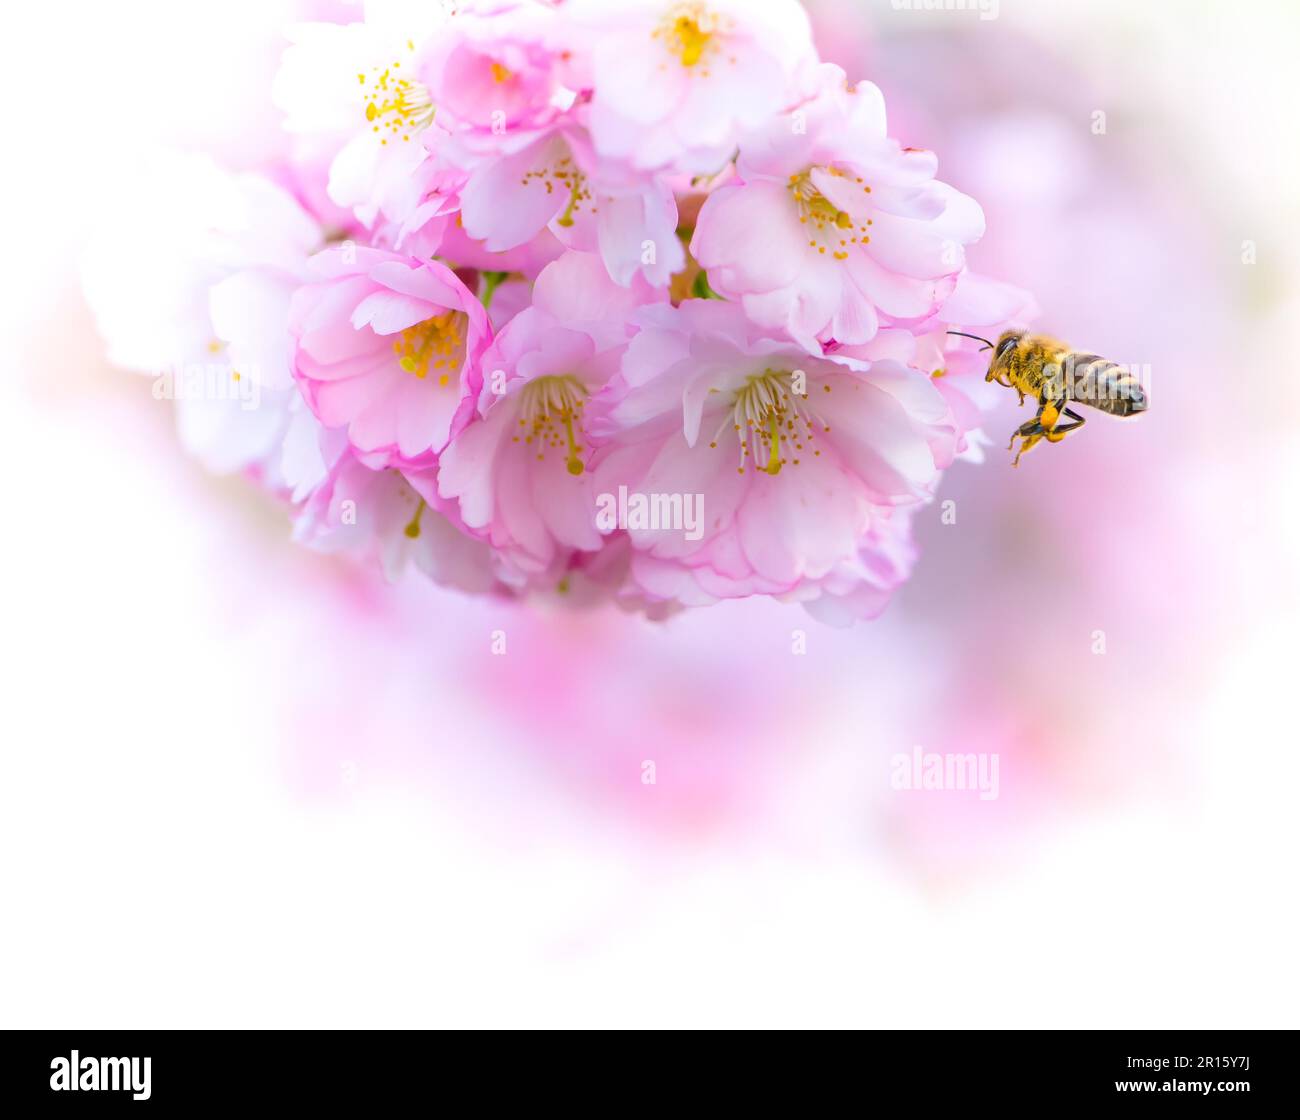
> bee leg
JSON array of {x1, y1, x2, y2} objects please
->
[
  {"x1": 1011, "y1": 431, "x2": 1045, "y2": 467},
  {"x1": 1045, "y1": 406, "x2": 1086, "y2": 444},
  {"x1": 1007, "y1": 421, "x2": 1038, "y2": 451},
  {"x1": 1007, "y1": 418, "x2": 1046, "y2": 466},
  {"x1": 1012, "y1": 403, "x2": 1084, "y2": 463},
  {"x1": 1009, "y1": 393, "x2": 1065, "y2": 465}
]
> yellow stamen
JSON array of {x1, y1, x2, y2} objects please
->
[
  {"x1": 360, "y1": 48, "x2": 435, "y2": 146},
  {"x1": 521, "y1": 154, "x2": 591, "y2": 228},
  {"x1": 393, "y1": 312, "x2": 466, "y2": 386},
  {"x1": 674, "y1": 17, "x2": 710, "y2": 65},
  {"x1": 788, "y1": 169, "x2": 867, "y2": 261},
  {"x1": 765, "y1": 412, "x2": 781, "y2": 475},
  {"x1": 653, "y1": 3, "x2": 726, "y2": 69},
  {"x1": 403, "y1": 498, "x2": 426, "y2": 539},
  {"x1": 711, "y1": 368, "x2": 826, "y2": 476},
  {"x1": 562, "y1": 412, "x2": 584, "y2": 475},
  {"x1": 518, "y1": 375, "x2": 588, "y2": 474}
]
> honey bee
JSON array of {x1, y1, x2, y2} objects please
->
[{"x1": 948, "y1": 330, "x2": 1149, "y2": 465}]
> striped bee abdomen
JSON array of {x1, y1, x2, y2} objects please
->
[{"x1": 1064, "y1": 353, "x2": 1149, "y2": 417}]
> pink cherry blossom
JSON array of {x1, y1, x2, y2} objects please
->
[
  {"x1": 400, "y1": 3, "x2": 686, "y2": 287},
  {"x1": 591, "y1": 300, "x2": 955, "y2": 603},
  {"x1": 416, "y1": 0, "x2": 574, "y2": 137},
  {"x1": 692, "y1": 64, "x2": 985, "y2": 350},
  {"x1": 86, "y1": 0, "x2": 1040, "y2": 625},
  {"x1": 626, "y1": 503, "x2": 918, "y2": 625},
  {"x1": 273, "y1": 5, "x2": 452, "y2": 228},
  {"x1": 289, "y1": 245, "x2": 491, "y2": 469},
  {"x1": 570, "y1": 0, "x2": 818, "y2": 174},
  {"x1": 382, "y1": 160, "x2": 566, "y2": 278},
  {"x1": 438, "y1": 252, "x2": 660, "y2": 581},
  {"x1": 450, "y1": 119, "x2": 686, "y2": 288},
  {"x1": 295, "y1": 449, "x2": 504, "y2": 591}
]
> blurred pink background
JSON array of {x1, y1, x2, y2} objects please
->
[{"x1": 1, "y1": 0, "x2": 1296, "y2": 1027}]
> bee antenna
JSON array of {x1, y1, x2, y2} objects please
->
[{"x1": 947, "y1": 330, "x2": 995, "y2": 351}]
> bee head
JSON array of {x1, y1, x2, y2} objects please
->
[
  {"x1": 986, "y1": 330, "x2": 1025, "y2": 380},
  {"x1": 946, "y1": 330, "x2": 1025, "y2": 382}
]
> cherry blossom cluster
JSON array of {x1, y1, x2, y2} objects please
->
[{"x1": 85, "y1": 0, "x2": 1033, "y2": 624}]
